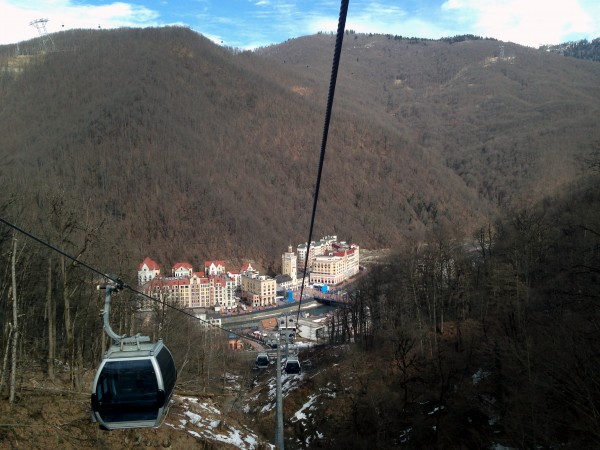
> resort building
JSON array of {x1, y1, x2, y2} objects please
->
[
  {"x1": 140, "y1": 259, "x2": 237, "y2": 310},
  {"x1": 137, "y1": 257, "x2": 161, "y2": 286},
  {"x1": 281, "y1": 246, "x2": 298, "y2": 286},
  {"x1": 204, "y1": 260, "x2": 226, "y2": 276},
  {"x1": 241, "y1": 271, "x2": 277, "y2": 307},
  {"x1": 172, "y1": 262, "x2": 193, "y2": 278},
  {"x1": 309, "y1": 243, "x2": 360, "y2": 286}
]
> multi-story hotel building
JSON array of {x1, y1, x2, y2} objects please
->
[
  {"x1": 297, "y1": 236, "x2": 337, "y2": 270},
  {"x1": 140, "y1": 259, "x2": 236, "y2": 310},
  {"x1": 241, "y1": 271, "x2": 277, "y2": 307},
  {"x1": 308, "y1": 243, "x2": 360, "y2": 286},
  {"x1": 289, "y1": 236, "x2": 359, "y2": 287}
]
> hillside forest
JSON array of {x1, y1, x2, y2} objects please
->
[{"x1": 0, "y1": 27, "x2": 598, "y2": 448}]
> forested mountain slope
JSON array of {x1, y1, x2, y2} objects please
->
[
  {"x1": 259, "y1": 33, "x2": 600, "y2": 208},
  {"x1": 0, "y1": 27, "x2": 599, "y2": 450},
  {"x1": 0, "y1": 28, "x2": 598, "y2": 271}
]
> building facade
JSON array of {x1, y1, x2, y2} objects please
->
[
  {"x1": 281, "y1": 246, "x2": 298, "y2": 286},
  {"x1": 172, "y1": 262, "x2": 193, "y2": 278},
  {"x1": 241, "y1": 272, "x2": 277, "y2": 307},
  {"x1": 140, "y1": 259, "x2": 237, "y2": 310},
  {"x1": 309, "y1": 244, "x2": 360, "y2": 286},
  {"x1": 297, "y1": 236, "x2": 337, "y2": 270},
  {"x1": 138, "y1": 257, "x2": 161, "y2": 286},
  {"x1": 204, "y1": 260, "x2": 226, "y2": 276}
]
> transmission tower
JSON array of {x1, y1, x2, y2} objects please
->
[{"x1": 29, "y1": 18, "x2": 56, "y2": 52}]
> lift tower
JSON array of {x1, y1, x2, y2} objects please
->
[{"x1": 29, "y1": 18, "x2": 56, "y2": 52}]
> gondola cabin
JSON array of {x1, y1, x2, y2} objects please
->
[
  {"x1": 91, "y1": 339, "x2": 176, "y2": 430},
  {"x1": 284, "y1": 357, "x2": 301, "y2": 375},
  {"x1": 255, "y1": 352, "x2": 270, "y2": 369}
]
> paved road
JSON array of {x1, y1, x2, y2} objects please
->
[{"x1": 221, "y1": 299, "x2": 323, "y2": 327}]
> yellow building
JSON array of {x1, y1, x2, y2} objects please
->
[
  {"x1": 309, "y1": 245, "x2": 360, "y2": 286},
  {"x1": 146, "y1": 273, "x2": 235, "y2": 310},
  {"x1": 297, "y1": 236, "x2": 337, "y2": 270},
  {"x1": 189, "y1": 274, "x2": 212, "y2": 308},
  {"x1": 241, "y1": 272, "x2": 277, "y2": 307}
]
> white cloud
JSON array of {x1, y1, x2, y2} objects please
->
[
  {"x1": 2, "y1": 0, "x2": 598, "y2": 50},
  {"x1": 442, "y1": 0, "x2": 598, "y2": 46},
  {"x1": 0, "y1": 0, "x2": 159, "y2": 45}
]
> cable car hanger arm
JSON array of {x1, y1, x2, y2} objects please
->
[{"x1": 98, "y1": 283, "x2": 150, "y2": 346}]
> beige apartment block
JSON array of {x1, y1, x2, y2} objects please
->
[
  {"x1": 241, "y1": 272, "x2": 277, "y2": 307},
  {"x1": 145, "y1": 274, "x2": 235, "y2": 310},
  {"x1": 309, "y1": 245, "x2": 360, "y2": 286}
]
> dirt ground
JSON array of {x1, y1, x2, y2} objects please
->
[{"x1": 0, "y1": 371, "x2": 269, "y2": 449}]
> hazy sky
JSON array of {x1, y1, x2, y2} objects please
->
[{"x1": 1, "y1": 0, "x2": 599, "y2": 49}]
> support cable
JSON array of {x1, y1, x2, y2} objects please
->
[{"x1": 294, "y1": 0, "x2": 349, "y2": 326}]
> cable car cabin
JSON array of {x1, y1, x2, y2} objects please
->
[
  {"x1": 284, "y1": 357, "x2": 301, "y2": 375},
  {"x1": 255, "y1": 352, "x2": 270, "y2": 369},
  {"x1": 91, "y1": 339, "x2": 176, "y2": 430}
]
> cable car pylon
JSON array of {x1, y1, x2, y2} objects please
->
[{"x1": 90, "y1": 282, "x2": 177, "y2": 430}]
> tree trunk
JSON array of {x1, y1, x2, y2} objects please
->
[
  {"x1": 10, "y1": 236, "x2": 19, "y2": 405},
  {"x1": 0, "y1": 324, "x2": 13, "y2": 395},
  {"x1": 60, "y1": 256, "x2": 75, "y2": 385},
  {"x1": 46, "y1": 257, "x2": 55, "y2": 380}
]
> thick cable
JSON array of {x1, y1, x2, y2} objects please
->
[
  {"x1": 295, "y1": 0, "x2": 349, "y2": 325},
  {"x1": 0, "y1": 216, "x2": 118, "y2": 284}
]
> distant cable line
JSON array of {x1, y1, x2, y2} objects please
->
[{"x1": 0, "y1": 215, "x2": 263, "y2": 345}]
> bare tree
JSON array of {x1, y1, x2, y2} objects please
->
[
  {"x1": 45, "y1": 257, "x2": 55, "y2": 380},
  {"x1": 9, "y1": 236, "x2": 18, "y2": 404}
]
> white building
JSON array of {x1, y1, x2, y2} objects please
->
[
  {"x1": 172, "y1": 262, "x2": 193, "y2": 278},
  {"x1": 297, "y1": 316, "x2": 329, "y2": 342},
  {"x1": 137, "y1": 257, "x2": 161, "y2": 286},
  {"x1": 241, "y1": 271, "x2": 277, "y2": 307},
  {"x1": 281, "y1": 245, "x2": 298, "y2": 286},
  {"x1": 204, "y1": 260, "x2": 226, "y2": 276}
]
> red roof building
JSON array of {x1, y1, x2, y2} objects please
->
[
  {"x1": 137, "y1": 257, "x2": 161, "y2": 286},
  {"x1": 204, "y1": 260, "x2": 226, "y2": 276},
  {"x1": 172, "y1": 262, "x2": 193, "y2": 278}
]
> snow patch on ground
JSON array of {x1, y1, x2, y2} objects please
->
[
  {"x1": 472, "y1": 368, "x2": 490, "y2": 385},
  {"x1": 167, "y1": 395, "x2": 271, "y2": 449},
  {"x1": 291, "y1": 394, "x2": 318, "y2": 423}
]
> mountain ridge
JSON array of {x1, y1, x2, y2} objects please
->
[{"x1": 0, "y1": 27, "x2": 598, "y2": 270}]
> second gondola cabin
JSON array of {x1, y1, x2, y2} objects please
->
[
  {"x1": 255, "y1": 352, "x2": 270, "y2": 369},
  {"x1": 91, "y1": 339, "x2": 176, "y2": 430},
  {"x1": 284, "y1": 356, "x2": 301, "y2": 375}
]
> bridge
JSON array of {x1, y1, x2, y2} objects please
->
[{"x1": 314, "y1": 295, "x2": 351, "y2": 307}]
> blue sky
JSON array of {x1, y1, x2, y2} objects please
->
[{"x1": 1, "y1": 0, "x2": 599, "y2": 49}]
